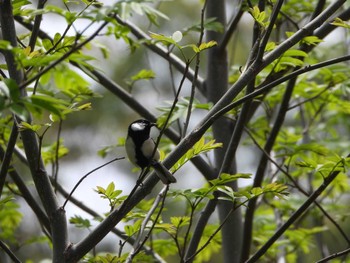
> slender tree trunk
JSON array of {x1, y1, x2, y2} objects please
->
[{"x1": 206, "y1": 1, "x2": 243, "y2": 262}]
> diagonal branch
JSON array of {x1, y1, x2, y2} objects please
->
[
  {"x1": 241, "y1": 71, "x2": 297, "y2": 262},
  {"x1": 245, "y1": 155, "x2": 350, "y2": 263},
  {"x1": 245, "y1": 127, "x2": 350, "y2": 246},
  {"x1": 113, "y1": 15, "x2": 205, "y2": 93},
  {"x1": 12, "y1": 17, "x2": 215, "y2": 180},
  {"x1": 255, "y1": 0, "x2": 285, "y2": 62},
  {"x1": 0, "y1": 240, "x2": 21, "y2": 263}
]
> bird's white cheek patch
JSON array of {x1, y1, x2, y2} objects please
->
[{"x1": 130, "y1": 122, "x2": 144, "y2": 131}]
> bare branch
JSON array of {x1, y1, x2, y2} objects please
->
[{"x1": 316, "y1": 247, "x2": 350, "y2": 263}]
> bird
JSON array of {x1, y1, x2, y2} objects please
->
[{"x1": 125, "y1": 119, "x2": 177, "y2": 184}]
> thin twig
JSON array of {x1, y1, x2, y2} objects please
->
[
  {"x1": 53, "y1": 120, "x2": 63, "y2": 192},
  {"x1": 126, "y1": 185, "x2": 169, "y2": 262},
  {"x1": 183, "y1": 0, "x2": 207, "y2": 136},
  {"x1": 210, "y1": 54, "x2": 350, "y2": 125},
  {"x1": 62, "y1": 157, "x2": 124, "y2": 209},
  {"x1": 316, "y1": 247, "x2": 350, "y2": 263},
  {"x1": 113, "y1": 15, "x2": 205, "y2": 93},
  {"x1": 241, "y1": 69, "x2": 297, "y2": 261},
  {"x1": 218, "y1": 3, "x2": 244, "y2": 53},
  {"x1": 185, "y1": 194, "x2": 262, "y2": 263},
  {"x1": 0, "y1": 146, "x2": 51, "y2": 233},
  {"x1": 256, "y1": 0, "x2": 285, "y2": 62},
  {"x1": 0, "y1": 123, "x2": 19, "y2": 197},
  {"x1": 245, "y1": 155, "x2": 350, "y2": 263},
  {"x1": 64, "y1": 2, "x2": 348, "y2": 261},
  {"x1": 167, "y1": 48, "x2": 183, "y2": 137},
  {"x1": 19, "y1": 18, "x2": 110, "y2": 90},
  {"x1": 184, "y1": 198, "x2": 218, "y2": 262},
  {"x1": 0, "y1": 239, "x2": 22, "y2": 263},
  {"x1": 151, "y1": 62, "x2": 191, "y2": 171},
  {"x1": 28, "y1": 0, "x2": 47, "y2": 51},
  {"x1": 245, "y1": 127, "x2": 350, "y2": 245}
]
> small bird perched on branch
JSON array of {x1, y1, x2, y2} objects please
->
[{"x1": 125, "y1": 119, "x2": 177, "y2": 184}]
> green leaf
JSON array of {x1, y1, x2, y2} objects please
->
[
  {"x1": 18, "y1": 121, "x2": 42, "y2": 132},
  {"x1": 331, "y1": 18, "x2": 350, "y2": 29},
  {"x1": 4, "y1": 78, "x2": 20, "y2": 102},
  {"x1": 23, "y1": 95, "x2": 70, "y2": 119},
  {"x1": 149, "y1": 32, "x2": 179, "y2": 48},
  {"x1": 183, "y1": 17, "x2": 224, "y2": 34},
  {"x1": 12, "y1": 0, "x2": 31, "y2": 15},
  {"x1": 170, "y1": 216, "x2": 190, "y2": 228},
  {"x1": 124, "y1": 219, "x2": 142, "y2": 237},
  {"x1": 172, "y1": 137, "x2": 222, "y2": 173},
  {"x1": 283, "y1": 49, "x2": 308, "y2": 58},
  {"x1": 9, "y1": 103, "x2": 30, "y2": 121},
  {"x1": 249, "y1": 6, "x2": 269, "y2": 27},
  {"x1": 157, "y1": 97, "x2": 212, "y2": 128},
  {"x1": 104, "y1": 182, "x2": 122, "y2": 199},
  {"x1": 95, "y1": 185, "x2": 106, "y2": 195},
  {"x1": 217, "y1": 186, "x2": 235, "y2": 202},
  {"x1": 0, "y1": 40, "x2": 12, "y2": 50},
  {"x1": 95, "y1": 182, "x2": 124, "y2": 209},
  {"x1": 128, "y1": 69, "x2": 155, "y2": 84},
  {"x1": 198, "y1": 40, "x2": 217, "y2": 52},
  {"x1": 42, "y1": 38, "x2": 53, "y2": 51},
  {"x1": 105, "y1": 182, "x2": 115, "y2": 196},
  {"x1": 212, "y1": 173, "x2": 252, "y2": 186},
  {"x1": 265, "y1": 42, "x2": 276, "y2": 52},
  {"x1": 0, "y1": 199, "x2": 23, "y2": 243},
  {"x1": 69, "y1": 215, "x2": 92, "y2": 228},
  {"x1": 301, "y1": 36, "x2": 323, "y2": 46},
  {"x1": 0, "y1": 196, "x2": 15, "y2": 208},
  {"x1": 41, "y1": 139, "x2": 69, "y2": 165},
  {"x1": 251, "y1": 187, "x2": 263, "y2": 196}
]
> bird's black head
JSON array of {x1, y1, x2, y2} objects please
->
[{"x1": 128, "y1": 119, "x2": 156, "y2": 144}]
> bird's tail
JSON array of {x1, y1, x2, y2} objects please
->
[{"x1": 151, "y1": 161, "x2": 177, "y2": 184}]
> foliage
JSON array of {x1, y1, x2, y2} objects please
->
[{"x1": 0, "y1": 0, "x2": 350, "y2": 262}]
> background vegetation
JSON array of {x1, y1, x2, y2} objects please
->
[{"x1": 0, "y1": 0, "x2": 350, "y2": 262}]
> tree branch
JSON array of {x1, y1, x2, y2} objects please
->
[
  {"x1": 0, "y1": 239, "x2": 22, "y2": 263},
  {"x1": 18, "y1": 19, "x2": 110, "y2": 90},
  {"x1": 0, "y1": 123, "x2": 19, "y2": 197},
  {"x1": 0, "y1": 1, "x2": 68, "y2": 261},
  {"x1": 256, "y1": 0, "x2": 285, "y2": 62},
  {"x1": 245, "y1": 127, "x2": 350, "y2": 246},
  {"x1": 241, "y1": 71, "x2": 297, "y2": 262},
  {"x1": 316, "y1": 247, "x2": 350, "y2": 263},
  {"x1": 261, "y1": 0, "x2": 346, "y2": 67},
  {"x1": 14, "y1": 14, "x2": 216, "y2": 183},
  {"x1": 28, "y1": 0, "x2": 47, "y2": 51},
  {"x1": 184, "y1": 198, "x2": 218, "y2": 262},
  {"x1": 113, "y1": 15, "x2": 205, "y2": 94},
  {"x1": 82, "y1": 68, "x2": 215, "y2": 180},
  {"x1": 0, "y1": 146, "x2": 51, "y2": 233},
  {"x1": 245, "y1": 155, "x2": 350, "y2": 263},
  {"x1": 218, "y1": 4, "x2": 244, "y2": 53}
]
